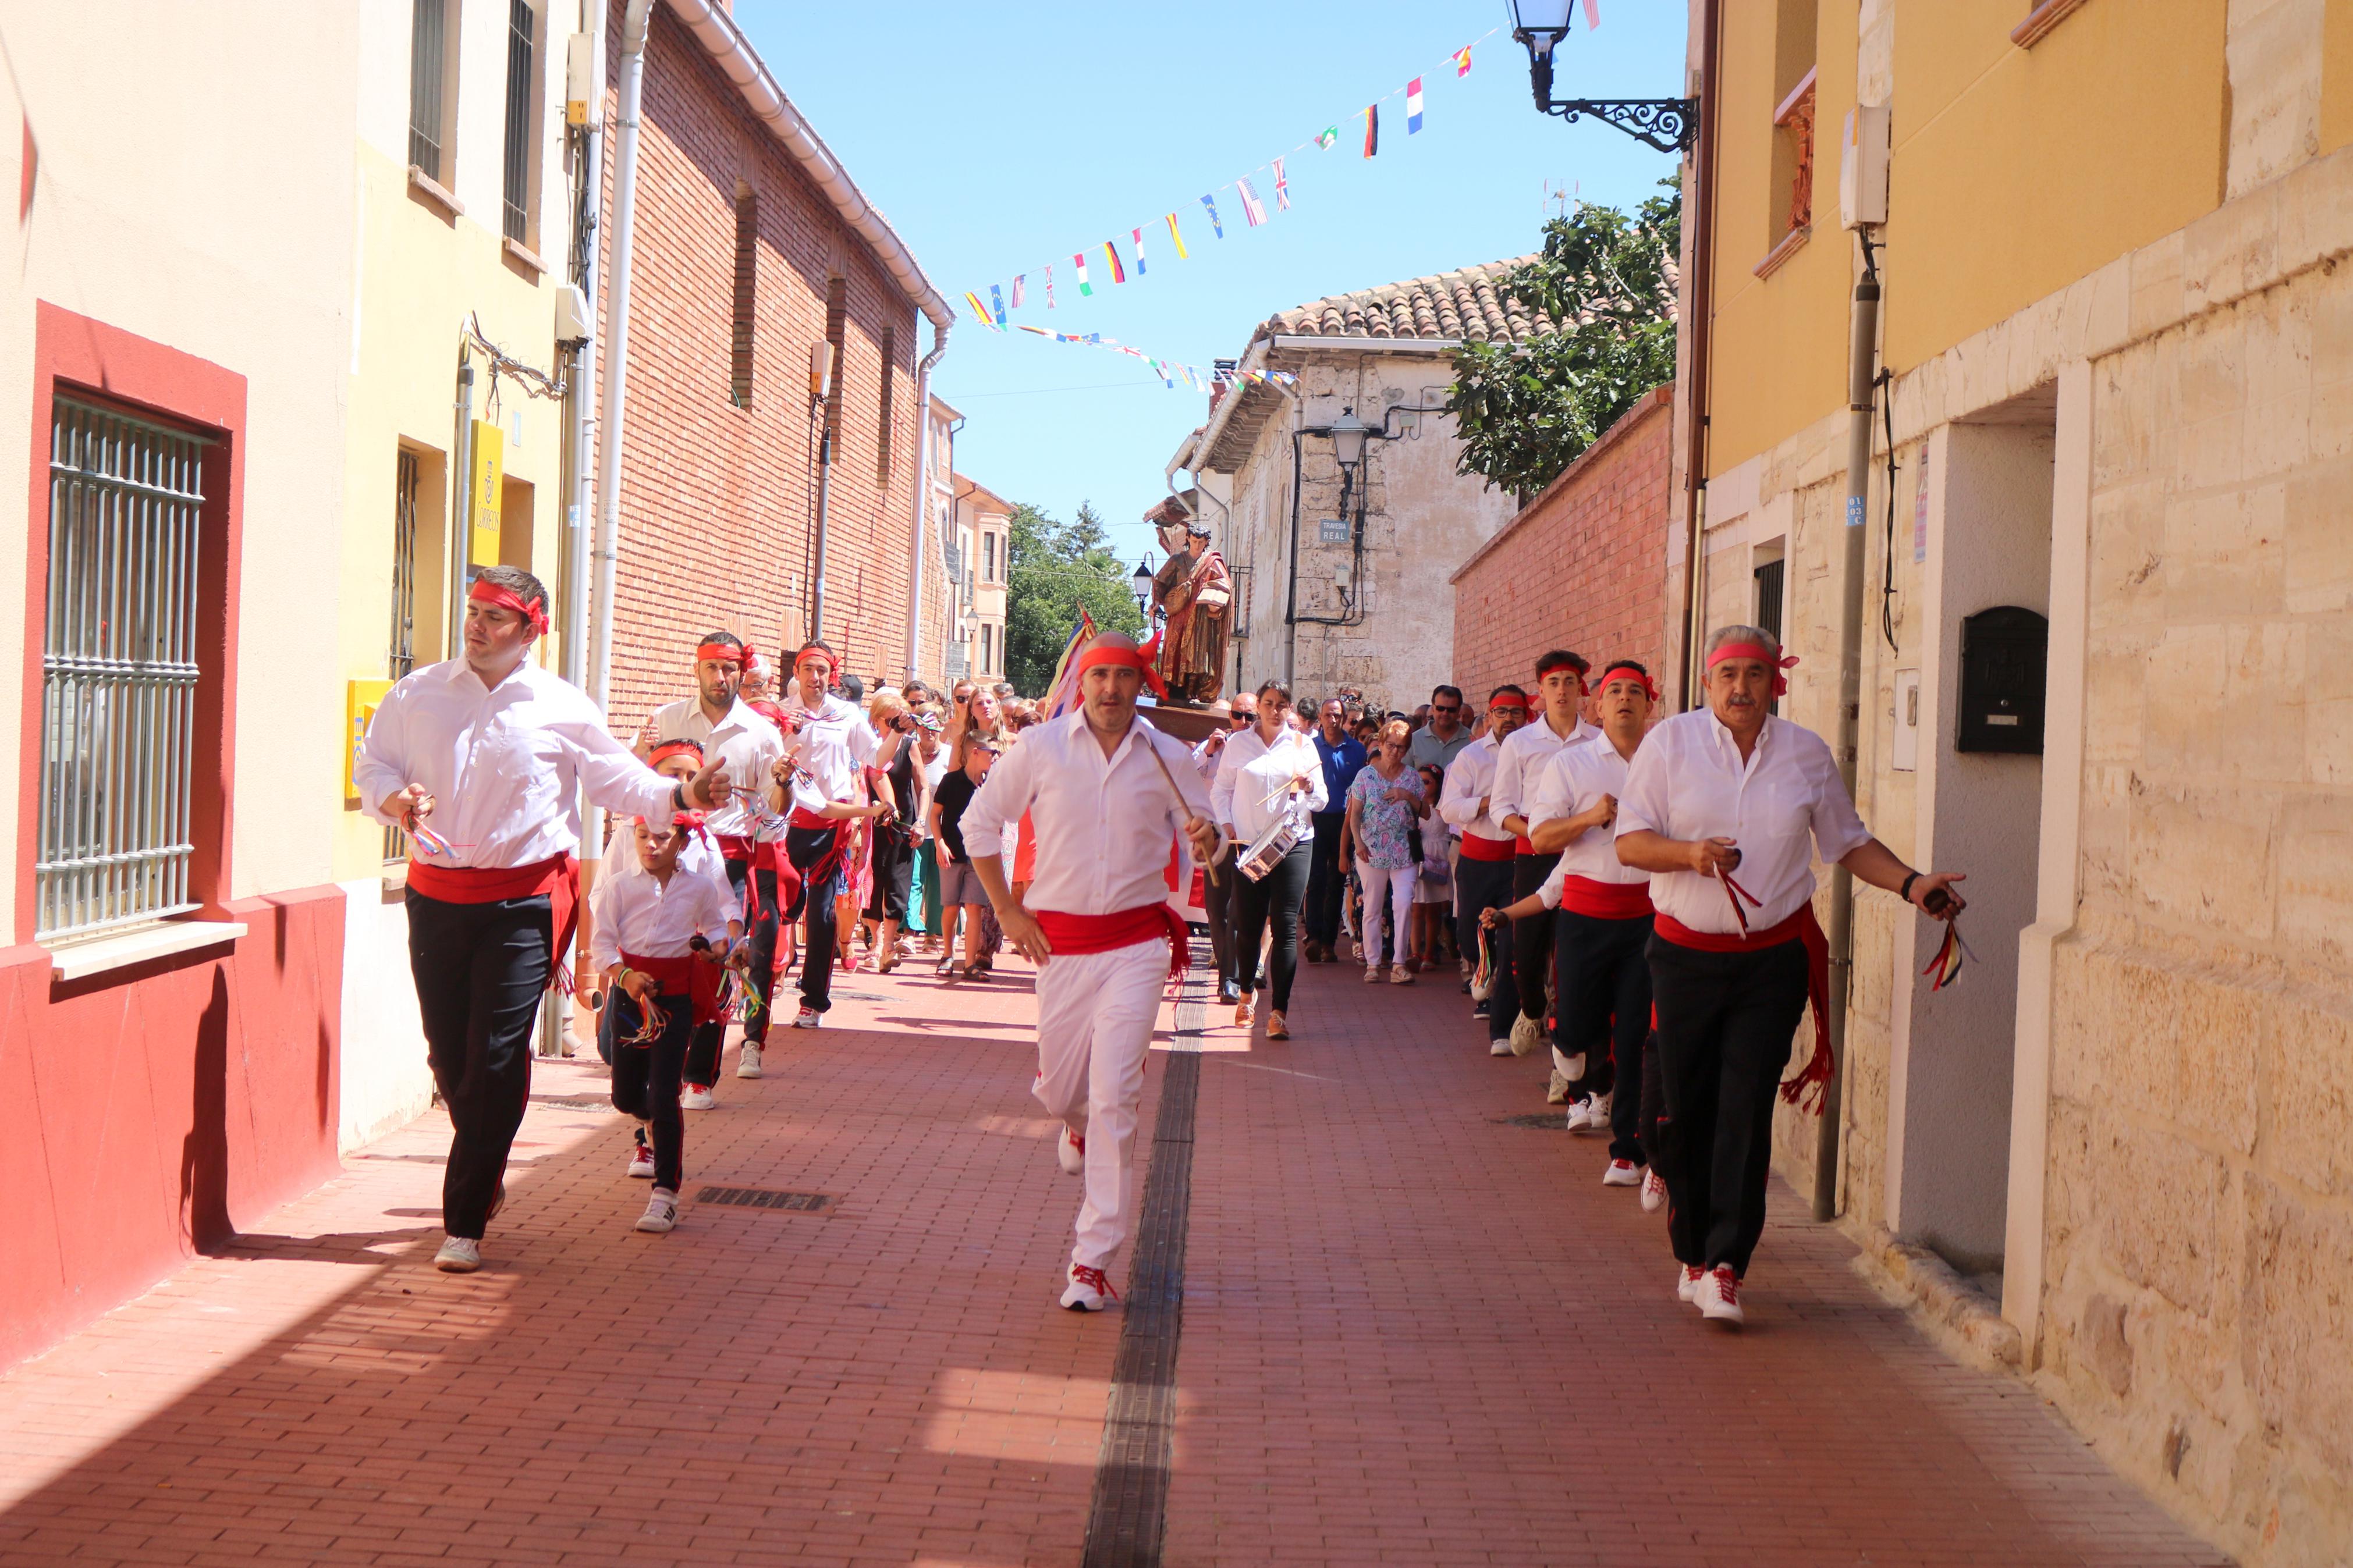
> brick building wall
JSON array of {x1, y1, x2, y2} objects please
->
[
  {"x1": 598, "y1": 2, "x2": 927, "y2": 733},
  {"x1": 1449, "y1": 386, "x2": 1673, "y2": 705}
]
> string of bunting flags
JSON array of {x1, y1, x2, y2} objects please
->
[{"x1": 955, "y1": 6, "x2": 1602, "y2": 386}]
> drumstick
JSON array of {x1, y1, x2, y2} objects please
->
[{"x1": 1138, "y1": 723, "x2": 1225, "y2": 886}]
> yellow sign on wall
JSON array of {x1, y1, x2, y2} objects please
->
[
  {"x1": 346, "y1": 678, "x2": 395, "y2": 801},
  {"x1": 470, "y1": 419, "x2": 504, "y2": 566}
]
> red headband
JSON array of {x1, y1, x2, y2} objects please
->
[
  {"x1": 469, "y1": 578, "x2": 547, "y2": 638},
  {"x1": 1075, "y1": 644, "x2": 1169, "y2": 699},
  {"x1": 648, "y1": 738, "x2": 704, "y2": 768},
  {"x1": 794, "y1": 643, "x2": 836, "y2": 673},
  {"x1": 1707, "y1": 641, "x2": 1800, "y2": 697},
  {"x1": 1488, "y1": 692, "x2": 1528, "y2": 712},
  {"x1": 695, "y1": 641, "x2": 743, "y2": 668},
  {"x1": 1595, "y1": 662, "x2": 1659, "y2": 701}
]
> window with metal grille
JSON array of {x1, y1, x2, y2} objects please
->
[
  {"x1": 501, "y1": 0, "x2": 538, "y2": 245},
  {"x1": 386, "y1": 450, "x2": 422, "y2": 862},
  {"x1": 1754, "y1": 557, "x2": 1786, "y2": 715},
  {"x1": 821, "y1": 276, "x2": 847, "y2": 465},
  {"x1": 875, "y1": 326, "x2": 895, "y2": 484},
  {"x1": 730, "y1": 190, "x2": 757, "y2": 406},
  {"x1": 39, "y1": 398, "x2": 210, "y2": 940},
  {"x1": 409, "y1": 0, "x2": 449, "y2": 181}
]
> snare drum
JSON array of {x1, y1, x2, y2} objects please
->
[{"x1": 1237, "y1": 815, "x2": 1303, "y2": 881}]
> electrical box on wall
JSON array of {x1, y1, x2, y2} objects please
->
[
  {"x1": 1957, "y1": 606, "x2": 2047, "y2": 753},
  {"x1": 566, "y1": 34, "x2": 604, "y2": 129},
  {"x1": 1891, "y1": 670, "x2": 1920, "y2": 772},
  {"x1": 1840, "y1": 102, "x2": 1890, "y2": 229}
]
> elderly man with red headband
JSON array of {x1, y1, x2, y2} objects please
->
[
  {"x1": 1616, "y1": 624, "x2": 1967, "y2": 1327},
  {"x1": 772, "y1": 639, "x2": 890, "y2": 1027},
  {"x1": 1489, "y1": 650, "x2": 1600, "y2": 1059},
  {"x1": 353, "y1": 566, "x2": 732, "y2": 1274},
  {"x1": 642, "y1": 630, "x2": 787, "y2": 1096},
  {"x1": 961, "y1": 632, "x2": 1219, "y2": 1313},
  {"x1": 1437, "y1": 685, "x2": 1531, "y2": 1055}
]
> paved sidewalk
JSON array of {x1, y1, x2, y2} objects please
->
[{"x1": 0, "y1": 944, "x2": 2228, "y2": 1567}]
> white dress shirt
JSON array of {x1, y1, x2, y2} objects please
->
[
  {"x1": 602, "y1": 819, "x2": 738, "y2": 909},
  {"x1": 779, "y1": 694, "x2": 877, "y2": 813},
  {"x1": 648, "y1": 695, "x2": 785, "y2": 839},
  {"x1": 1436, "y1": 732, "x2": 1514, "y2": 850},
  {"x1": 1614, "y1": 710, "x2": 1872, "y2": 933},
  {"x1": 587, "y1": 857, "x2": 734, "y2": 970},
  {"x1": 1495, "y1": 716, "x2": 1600, "y2": 836},
  {"x1": 1522, "y1": 718, "x2": 1605, "y2": 831},
  {"x1": 353, "y1": 657, "x2": 676, "y2": 868},
  {"x1": 963, "y1": 710, "x2": 1208, "y2": 916},
  {"x1": 1211, "y1": 724, "x2": 1329, "y2": 845},
  {"x1": 1545, "y1": 739, "x2": 1649, "y2": 887}
]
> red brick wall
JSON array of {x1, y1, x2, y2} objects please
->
[
  {"x1": 1450, "y1": 387, "x2": 1673, "y2": 707},
  {"x1": 599, "y1": 3, "x2": 927, "y2": 734}
]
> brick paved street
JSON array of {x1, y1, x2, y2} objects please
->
[{"x1": 0, "y1": 948, "x2": 2229, "y2": 1567}]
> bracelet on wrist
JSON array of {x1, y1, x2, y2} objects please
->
[{"x1": 1900, "y1": 870, "x2": 1921, "y2": 904}]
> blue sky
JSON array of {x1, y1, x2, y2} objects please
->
[{"x1": 736, "y1": 1, "x2": 1690, "y2": 572}]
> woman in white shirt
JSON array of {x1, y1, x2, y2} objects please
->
[
  {"x1": 1211, "y1": 680, "x2": 1328, "y2": 1039},
  {"x1": 1616, "y1": 625, "x2": 1967, "y2": 1327}
]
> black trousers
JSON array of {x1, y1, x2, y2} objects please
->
[
  {"x1": 406, "y1": 890, "x2": 549, "y2": 1240},
  {"x1": 1303, "y1": 810, "x2": 1346, "y2": 947},
  {"x1": 866, "y1": 824, "x2": 913, "y2": 925},
  {"x1": 1553, "y1": 911, "x2": 1655, "y2": 1156},
  {"x1": 1201, "y1": 847, "x2": 1238, "y2": 990},
  {"x1": 1453, "y1": 854, "x2": 1520, "y2": 1043},
  {"x1": 786, "y1": 824, "x2": 843, "y2": 1014},
  {"x1": 606, "y1": 989, "x2": 692, "y2": 1190},
  {"x1": 1647, "y1": 933, "x2": 1810, "y2": 1275},
  {"x1": 686, "y1": 859, "x2": 774, "y2": 1086},
  {"x1": 1233, "y1": 840, "x2": 1310, "y2": 1011},
  {"x1": 1510, "y1": 851, "x2": 1561, "y2": 1023}
]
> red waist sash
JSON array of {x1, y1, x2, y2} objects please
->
[
  {"x1": 619, "y1": 947, "x2": 726, "y2": 1026},
  {"x1": 1654, "y1": 904, "x2": 1833, "y2": 1113},
  {"x1": 1513, "y1": 834, "x2": 1535, "y2": 855},
  {"x1": 406, "y1": 853, "x2": 580, "y2": 994},
  {"x1": 1460, "y1": 833, "x2": 1516, "y2": 863},
  {"x1": 1557, "y1": 874, "x2": 1653, "y2": 920},
  {"x1": 1035, "y1": 904, "x2": 1191, "y2": 983},
  {"x1": 716, "y1": 833, "x2": 757, "y2": 863}
]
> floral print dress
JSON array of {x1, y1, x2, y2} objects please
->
[{"x1": 1348, "y1": 762, "x2": 1426, "y2": 870}]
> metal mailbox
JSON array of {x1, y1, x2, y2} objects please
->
[{"x1": 1957, "y1": 605, "x2": 2046, "y2": 755}]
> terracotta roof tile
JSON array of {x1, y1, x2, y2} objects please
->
[{"x1": 1253, "y1": 254, "x2": 1674, "y2": 350}]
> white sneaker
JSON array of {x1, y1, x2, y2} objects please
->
[
  {"x1": 681, "y1": 1085, "x2": 716, "y2": 1111},
  {"x1": 1060, "y1": 1262, "x2": 1117, "y2": 1312},
  {"x1": 1602, "y1": 1158, "x2": 1641, "y2": 1187},
  {"x1": 434, "y1": 1236, "x2": 481, "y2": 1273},
  {"x1": 1057, "y1": 1125, "x2": 1087, "y2": 1176},
  {"x1": 1489, "y1": 1037, "x2": 1514, "y2": 1057},
  {"x1": 1363, "y1": 966, "x2": 1383, "y2": 984},
  {"x1": 1675, "y1": 1263, "x2": 1705, "y2": 1303},
  {"x1": 736, "y1": 1042, "x2": 763, "y2": 1079},
  {"x1": 626, "y1": 1130, "x2": 655, "y2": 1179},
  {"x1": 792, "y1": 1007, "x2": 822, "y2": 1029},
  {"x1": 1641, "y1": 1168, "x2": 1669, "y2": 1213},
  {"x1": 1552, "y1": 1047, "x2": 1585, "y2": 1082},
  {"x1": 1565, "y1": 1095, "x2": 1598, "y2": 1132},
  {"x1": 1545, "y1": 1069, "x2": 1571, "y2": 1104},
  {"x1": 1589, "y1": 1089, "x2": 1613, "y2": 1126},
  {"x1": 1699, "y1": 1266, "x2": 1745, "y2": 1325},
  {"x1": 636, "y1": 1188, "x2": 678, "y2": 1233},
  {"x1": 1509, "y1": 1014, "x2": 1543, "y2": 1057}
]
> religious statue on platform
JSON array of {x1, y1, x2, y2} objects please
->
[{"x1": 1148, "y1": 509, "x2": 1231, "y2": 706}]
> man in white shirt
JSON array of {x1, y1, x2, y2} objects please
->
[
  {"x1": 964, "y1": 634, "x2": 1218, "y2": 1313},
  {"x1": 775, "y1": 639, "x2": 888, "y2": 1027},
  {"x1": 1191, "y1": 689, "x2": 1258, "y2": 1004},
  {"x1": 1617, "y1": 624, "x2": 1967, "y2": 1327},
  {"x1": 1528, "y1": 661, "x2": 1664, "y2": 1196},
  {"x1": 1436, "y1": 688, "x2": 1530, "y2": 1054},
  {"x1": 1211, "y1": 679, "x2": 1325, "y2": 1037},
  {"x1": 644, "y1": 631, "x2": 788, "y2": 1090},
  {"x1": 1491, "y1": 651, "x2": 1599, "y2": 1056},
  {"x1": 353, "y1": 566, "x2": 731, "y2": 1274}
]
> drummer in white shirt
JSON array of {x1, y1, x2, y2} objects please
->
[
  {"x1": 1211, "y1": 680, "x2": 1326, "y2": 1039},
  {"x1": 1616, "y1": 624, "x2": 1967, "y2": 1327},
  {"x1": 1490, "y1": 651, "x2": 1601, "y2": 1058},
  {"x1": 1436, "y1": 687, "x2": 1530, "y2": 1055},
  {"x1": 1191, "y1": 691, "x2": 1258, "y2": 1006}
]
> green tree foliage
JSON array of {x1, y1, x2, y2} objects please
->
[
  {"x1": 1445, "y1": 178, "x2": 1681, "y2": 498},
  {"x1": 1003, "y1": 499, "x2": 1144, "y2": 696}
]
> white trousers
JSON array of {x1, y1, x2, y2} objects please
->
[
  {"x1": 1355, "y1": 859, "x2": 1418, "y2": 967},
  {"x1": 1032, "y1": 934, "x2": 1167, "y2": 1270}
]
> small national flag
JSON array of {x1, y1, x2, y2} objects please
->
[
  {"x1": 1131, "y1": 226, "x2": 1148, "y2": 275},
  {"x1": 1103, "y1": 240, "x2": 1126, "y2": 283},
  {"x1": 1073, "y1": 253, "x2": 1092, "y2": 297},
  {"x1": 1237, "y1": 177, "x2": 1267, "y2": 227},
  {"x1": 1407, "y1": 77, "x2": 1424, "y2": 133},
  {"x1": 1011, "y1": 275, "x2": 1025, "y2": 308},
  {"x1": 1273, "y1": 157, "x2": 1290, "y2": 210},
  {"x1": 1363, "y1": 103, "x2": 1379, "y2": 158},
  {"x1": 1315, "y1": 125, "x2": 1338, "y2": 150},
  {"x1": 989, "y1": 283, "x2": 1007, "y2": 326},
  {"x1": 1201, "y1": 193, "x2": 1224, "y2": 239},
  {"x1": 1582, "y1": 0, "x2": 1599, "y2": 26},
  {"x1": 963, "y1": 290, "x2": 993, "y2": 327},
  {"x1": 1045, "y1": 263, "x2": 1055, "y2": 308},
  {"x1": 1454, "y1": 44, "x2": 1474, "y2": 77},
  {"x1": 1165, "y1": 211, "x2": 1188, "y2": 259}
]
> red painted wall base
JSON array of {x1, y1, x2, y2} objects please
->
[{"x1": 0, "y1": 884, "x2": 346, "y2": 1370}]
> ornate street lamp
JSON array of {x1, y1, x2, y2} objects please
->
[
  {"x1": 1328, "y1": 406, "x2": 1368, "y2": 475},
  {"x1": 1507, "y1": 0, "x2": 1697, "y2": 155},
  {"x1": 1131, "y1": 555, "x2": 1155, "y2": 617}
]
